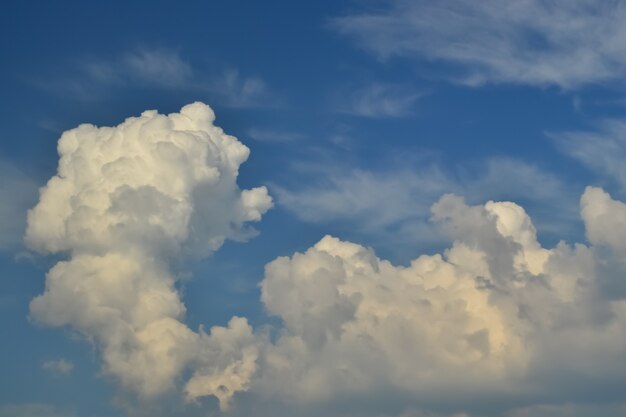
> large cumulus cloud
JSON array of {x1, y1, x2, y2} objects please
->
[
  {"x1": 25, "y1": 102, "x2": 272, "y2": 409},
  {"x1": 250, "y1": 187, "x2": 626, "y2": 416}
]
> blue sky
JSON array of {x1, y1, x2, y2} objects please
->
[{"x1": 4, "y1": 1, "x2": 626, "y2": 417}]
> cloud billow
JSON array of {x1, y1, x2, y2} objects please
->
[{"x1": 25, "y1": 102, "x2": 272, "y2": 410}]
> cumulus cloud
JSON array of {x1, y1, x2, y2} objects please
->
[
  {"x1": 25, "y1": 102, "x2": 272, "y2": 409},
  {"x1": 247, "y1": 186, "x2": 626, "y2": 416},
  {"x1": 331, "y1": 0, "x2": 626, "y2": 88}
]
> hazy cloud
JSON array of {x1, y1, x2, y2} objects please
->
[
  {"x1": 42, "y1": 359, "x2": 74, "y2": 375},
  {"x1": 554, "y1": 119, "x2": 626, "y2": 192},
  {"x1": 30, "y1": 50, "x2": 274, "y2": 107},
  {"x1": 273, "y1": 156, "x2": 576, "y2": 250},
  {"x1": 336, "y1": 83, "x2": 422, "y2": 118}
]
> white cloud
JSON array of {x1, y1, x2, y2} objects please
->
[
  {"x1": 247, "y1": 186, "x2": 626, "y2": 415},
  {"x1": 26, "y1": 103, "x2": 272, "y2": 410},
  {"x1": 336, "y1": 84, "x2": 422, "y2": 118},
  {"x1": 331, "y1": 0, "x2": 626, "y2": 88},
  {"x1": 42, "y1": 358, "x2": 74, "y2": 375}
]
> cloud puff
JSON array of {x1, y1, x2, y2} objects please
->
[
  {"x1": 25, "y1": 103, "x2": 272, "y2": 409},
  {"x1": 331, "y1": 0, "x2": 626, "y2": 88},
  {"x1": 249, "y1": 186, "x2": 626, "y2": 416}
]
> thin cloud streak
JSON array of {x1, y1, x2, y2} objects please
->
[{"x1": 331, "y1": 0, "x2": 626, "y2": 88}]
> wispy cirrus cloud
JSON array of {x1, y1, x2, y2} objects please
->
[
  {"x1": 331, "y1": 0, "x2": 626, "y2": 89},
  {"x1": 335, "y1": 83, "x2": 423, "y2": 118},
  {"x1": 272, "y1": 155, "x2": 578, "y2": 252},
  {"x1": 30, "y1": 49, "x2": 275, "y2": 108},
  {"x1": 553, "y1": 119, "x2": 626, "y2": 192}
]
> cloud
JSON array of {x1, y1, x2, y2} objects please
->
[
  {"x1": 553, "y1": 120, "x2": 626, "y2": 192},
  {"x1": 122, "y1": 50, "x2": 192, "y2": 87},
  {"x1": 42, "y1": 358, "x2": 74, "y2": 375},
  {"x1": 207, "y1": 68, "x2": 275, "y2": 108},
  {"x1": 336, "y1": 84, "x2": 422, "y2": 118},
  {"x1": 25, "y1": 103, "x2": 272, "y2": 410},
  {"x1": 272, "y1": 157, "x2": 576, "y2": 251},
  {"x1": 31, "y1": 50, "x2": 274, "y2": 108},
  {"x1": 331, "y1": 0, "x2": 626, "y2": 88},
  {"x1": 246, "y1": 186, "x2": 626, "y2": 416}
]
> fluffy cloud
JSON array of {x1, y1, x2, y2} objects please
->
[
  {"x1": 249, "y1": 186, "x2": 626, "y2": 416},
  {"x1": 331, "y1": 0, "x2": 626, "y2": 88},
  {"x1": 25, "y1": 103, "x2": 272, "y2": 409}
]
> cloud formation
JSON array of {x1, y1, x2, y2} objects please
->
[
  {"x1": 25, "y1": 103, "x2": 272, "y2": 409},
  {"x1": 24, "y1": 104, "x2": 626, "y2": 416},
  {"x1": 331, "y1": 0, "x2": 626, "y2": 88},
  {"x1": 32, "y1": 50, "x2": 274, "y2": 107},
  {"x1": 273, "y1": 157, "x2": 577, "y2": 252},
  {"x1": 250, "y1": 186, "x2": 626, "y2": 415}
]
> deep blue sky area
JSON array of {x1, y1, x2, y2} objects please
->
[{"x1": 4, "y1": 2, "x2": 626, "y2": 417}]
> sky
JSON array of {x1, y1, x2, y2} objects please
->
[{"x1": 4, "y1": 1, "x2": 626, "y2": 416}]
